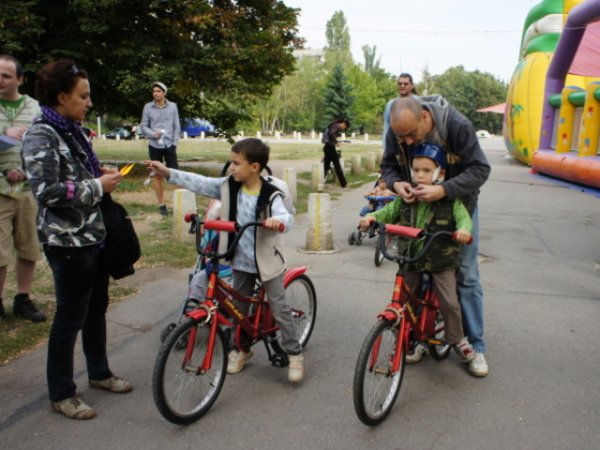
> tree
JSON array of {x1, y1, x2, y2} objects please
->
[
  {"x1": 248, "y1": 56, "x2": 327, "y2": 133},
  {"x1": 0, "y1": 0, "x2": 301, "y2": 134},
  {"x1": 324, "y1": 11, "x2": 352, "y2": 67},
  {"x1": 417, "y1": 66, "x2": 507, "y2": 134},
  {"x1": 362, "y1": 45, "x2": 382, "y2": 75},
  {"x1": 322, "y1": 64, "x2": 354, "y2": 127}
]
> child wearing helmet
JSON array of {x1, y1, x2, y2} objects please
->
[{"x1": 359, "y1": 142, "x2": 476, "y2": 364}]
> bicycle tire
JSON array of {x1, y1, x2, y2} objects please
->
[
  {"x1": 152, "y1": 318, "x2": 227, "y2": 424},
  {"x1": 353, "y1": 319, "x2": 405, "y2": 426},
  {"x1": 273, "y1": 274, "x2": 317, "y2": 350},
  {"x1": 428, "y1": 308, "x2": 451, "y2": 360},
  {"x1": 374, "y1": 246, "x2": 384, "y2": 267}
]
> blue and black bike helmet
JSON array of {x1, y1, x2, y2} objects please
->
[{"x1": 410, "y1": 142, "x2": 447, "y2": 169}]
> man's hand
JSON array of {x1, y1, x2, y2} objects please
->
[
  {"x1": 413, "y1": 184, "x2": 446, "y2": 202},
  {"x1": 5, "y1": 169, "x2": 26, "y2": 184},
  {"x1": 392, "y1": 181, "x2": 415, "y2": 204},
  {"x1": 5, "y1": 126, "x2": 27, "y2": 141}
]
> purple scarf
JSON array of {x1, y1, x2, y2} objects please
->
[{"x1": 40, "y1": 105, "x2": 102, "y2": 177}]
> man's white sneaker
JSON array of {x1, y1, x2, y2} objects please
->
[
  {"x1": 288, "y1": 354, "x2": 304, "y2": 383},
  {"x1": 468, "y1": 352, "x2": 488, "y2": 377},
  {"x1": 227, "y1": 350, "x2": 253, "y2": 374},
  {"x1": 405, "y1": 343, "x2": 428, "y2": 364}
]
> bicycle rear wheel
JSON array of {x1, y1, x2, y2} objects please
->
[
  {"x1": 428, "y1": 308, "x2": 451, "y2": 360},
  {"x1": 285, "y1": 274, "x2": 317, "y2": 348},
  {"x1": 152, "y1": 318, "x2": 227, "y2": 424},
  {"x1": 353, "y1": 319, "x2": 405, "y2": 426}
]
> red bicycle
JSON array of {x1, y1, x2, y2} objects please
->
[
  {"x1": 353, "y1": 222, "x2": 470, "y2": 426},
  {"x1": 152, "y1": 216, "x2": 317, "y2": 424}
]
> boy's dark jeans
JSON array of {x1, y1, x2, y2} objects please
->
[{"x1": 44, "y1": 245, "x2": 112, "y2": 402}]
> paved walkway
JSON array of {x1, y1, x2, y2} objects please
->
[{"x1": 1, "y1": 137, "x2": 599, "y2": 449}]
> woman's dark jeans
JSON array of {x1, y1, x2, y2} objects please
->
[
  {"x1": 44, "y1": 245, "x2": 112, "y2": 402},
  {"x1": 323, "y1": 143, "x2": 347, "y2": 187}
]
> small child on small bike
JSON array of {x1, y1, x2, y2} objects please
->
[
  {"x1": 359, "y1": 142, "x2": 476, "y2": 364},
  {"x1": 146, "y1": 138, "x2": 304, "y2": 383},
  {"x1": 360, "y1": 176, "x2": 396, "y2": 216}
]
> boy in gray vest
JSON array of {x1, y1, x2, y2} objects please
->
[{"x1": 146, "y1": 138, "x2": 304, "y2": 383}]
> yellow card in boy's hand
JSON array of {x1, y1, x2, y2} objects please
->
[{"x1": 119, "y1": 163, "x2": 135, "y2": 176}]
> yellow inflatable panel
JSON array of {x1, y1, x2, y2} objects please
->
[{"x1": 505, "y1": 52, "x2": 552, "y2": 164}]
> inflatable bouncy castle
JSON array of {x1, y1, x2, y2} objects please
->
[{"x1": 504, "y1": 0, "x2": 600, "y2": 189}]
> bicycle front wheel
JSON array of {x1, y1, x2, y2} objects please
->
[
  {"x1": 152, "y1": 318, "x2": 227, "y2": 424},
  {"x1": 353, "y1": 319, "x2": 405, "y2": 426},
  {"x1": 286, "y1": 274, "x2": 317, "y2": 348}
]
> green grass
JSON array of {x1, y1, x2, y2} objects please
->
[{"x1": 93, "y1": 138, "x2": 382, "y2": 165}]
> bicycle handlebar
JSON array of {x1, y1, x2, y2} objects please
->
[
  {"x1": 185, "y1": 214, "x2": 285, "y2": 259},
  {"x1": 371, "y1": 221, "x2": 472, "y2": 265}
]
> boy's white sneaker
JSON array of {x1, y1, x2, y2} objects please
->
[
  {"x1": 288, "y1": 354, "x2": 304, "y2": 383},
  {"x1": 468, "y1": 352, "x2": 489, "y2": 377},
  {"x1": 405, "y1": 343, "x2": 428, "y2": 364},
  {"x1": 227, "y1": 350, "x2": 253, "y2": 374}
]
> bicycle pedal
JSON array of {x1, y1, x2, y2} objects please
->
[{"x1": 270, "y1": 353, "x2": 289, "y2": 368}]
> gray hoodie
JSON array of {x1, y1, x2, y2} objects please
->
[{"x1": 381, "y1": 94, "x2": 491, "y2": 211}]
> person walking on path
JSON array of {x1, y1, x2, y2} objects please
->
[
  {"x1": 141, "y1": 81, "x2": 180, "y2": 216},
  {"x1": 380, "y1": 96, "x2": 491, "y2": 377},
  {"x1": 322, "y1": 117, "x2": 349, "y2": 188},
  {"x1": 22, "y1": 59, "x2": 132, "y2": 420},
  {"x1": 0, "y1": 54, "x2": 45, "y2": 323}
]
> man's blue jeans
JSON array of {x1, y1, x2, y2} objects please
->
[
  {"x1": 44, "y1": 245, "x2": 112, "y2": 402},
  {"x1": 457, "y1": 207, "x2": 485, "y2": 353}
]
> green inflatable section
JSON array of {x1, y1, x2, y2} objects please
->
[
  {"x1": 525, "y1": 33, "x2": 561, "y2": 55},
  {"x1": 547, "y1": 88, "x2": 600, "y2": 108},
  {"x1": 519, "y1": 0, "x2": 565, "y2": 56}
]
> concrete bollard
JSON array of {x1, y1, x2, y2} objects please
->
[
  {"x1": 303, "y1": 193, "x2": 336, "y2": 253},
  {"x1": 200, "y1": 131, "x2": 205, "y2": 140},
  {"x1": 275, "y1": 131, "x2": 281, "y2": 140},
  {"x1": 116, "y1": 134, "x2": 120, "y2": 141},
  {"x1": 297, "y1": 132, "x2": 302, "y2": 140},
  {"x1": 256, "y1": 131, "x2": 262, "y2": 139},
  {"x1": 351, "y1": 132, "x2": 356, "y2": 138},
  {"x1": 366, "y1": 152, "x2": 376, "y2": 171},
  {"x1": 364, "y1": 133, "x2": 369, "y2": 141},
  {"x1": 282, "y1": 167, "x2": 297, "y2": 204},
  {"x1": 183, "y1": 131, "x2": 188, "y2": 140},
  {"x1": 341, "y1": 132, "x2": 346, "y2": 140},
  {"x1": 172, "y1": 189, "x2": 197, "y2": 243},
  {"x1": 311, "y1": 163, "x2": 324, "y2": 191},
  {"x1": 318, "y1": 132, "x2": 322, "y2": 142},
  {"x1": 311, "y1": 130, "x2": 316, "y2": 139},
  {"x1": 351, "y1": 155, "x2": 362, "y2": 175}
]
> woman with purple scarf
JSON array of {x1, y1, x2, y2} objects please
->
[{"x1": 21, "y1": 59, "x2": 132, "y2": 420}]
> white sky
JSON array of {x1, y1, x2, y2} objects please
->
[{"x1": 283, "y1": 0, "x2": 540, "y2": 83}]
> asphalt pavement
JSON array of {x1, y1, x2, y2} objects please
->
[{"x1": 1, "y1": 137, "x2": 599, "y2": 450}]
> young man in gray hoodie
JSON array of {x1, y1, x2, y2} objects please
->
[{"x1": 380, "y1": 95, "x2": 491, "y2": 377}]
